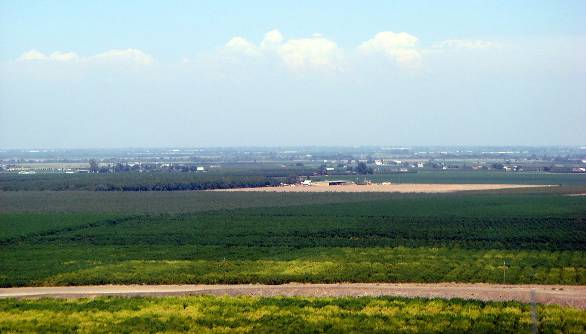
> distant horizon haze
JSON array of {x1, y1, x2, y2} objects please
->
[{"x1": 1, "y1": 145, "x2": 585, "y2": 152}]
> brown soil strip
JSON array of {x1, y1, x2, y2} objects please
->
[
  {"x1": 215, "y1": 183, "x2": 550, "y2": 193},
  {"x1": 1, "y1": 283, "x2": 584, "y2": 309}
]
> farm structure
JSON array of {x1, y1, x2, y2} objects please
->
[{"x1": 327, "y1": 180, "x2": 354, "y2": 186}]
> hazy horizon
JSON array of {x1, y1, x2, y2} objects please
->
[
  {"x1": 1, "y1": 1, "x2": 585, "y2": 148},
  {"x1": 2, "y1": 145, "x2": 585, "y2": 153}
]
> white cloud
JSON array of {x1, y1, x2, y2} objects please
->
[
  {"x1": 18, "y1": 50, "x2": 49, "y2": 61},
  {"x1": 225, "y1": 36, "x2": 260, "y2": 56},
  {"x1": 433, "y1": 39, "x2": 500, "y2": 50},
  {"x1": 91, "y1": 49, "x2": 154, "y2": 65},
  {"x1": 18, "y1": 50, "x2": 80, "y2": 62},
  {"x1": 358, "y1": 31, "x2": 422, "y2": 65},
  {"x1": 224, "y1": 30, "x2": 341, "y2": 70},
  {"x1": 49, "y1": 51, "x2": 79, "y2": 62},
  {"x1": 260, "y1": 29, "x2": 284, "y2": 49},
  {"x1": 277, "y1": 36, "x2": 342, "y2": 70},
  {"x1": 17, "y1": 48, "x2": 153, "y2": 65}
]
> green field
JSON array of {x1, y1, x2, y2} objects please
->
[
  {"x1": 1, "y1": 192, "x2": 585, "y2": 287},
  {"x1": 1, "y1": 173, "x2": 585, "y2": 332},
  {"x1": 1, "y1": 296, "x2": 584, "y2": 333},
  {"x1": 0, "y1": 191, "x2": 408, "y2": 213}
]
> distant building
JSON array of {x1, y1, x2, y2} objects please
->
[
  {"x1": 196, "y1": 166, "x2": 205, "y2": 172},
  {"x1": 328, "y1": 180, "x2": 353, "y2": 186}
]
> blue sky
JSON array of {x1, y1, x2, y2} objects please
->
[
  {"x1": 2, "y1": 1, "x2": 585, "y2": 59},
  {"x1": 0, "y1": 1, "x2": 585, "y2": 148}
]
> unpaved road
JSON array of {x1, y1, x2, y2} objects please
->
[
  {"x1": 2, "y1": 283, "x2": 584, "y2": 309},
  {"x1": 216, "y1": 183, "x2": 549, "y2": 193}
]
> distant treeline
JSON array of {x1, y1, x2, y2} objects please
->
[{"x1": 0, "y1": 173, "x2": 283, "y2": 191}]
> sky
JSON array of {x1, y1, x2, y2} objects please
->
[{"x1": 0, "y1": 0, "x2": 585, "y2": 148}]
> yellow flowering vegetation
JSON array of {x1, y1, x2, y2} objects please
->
[{"x1": 0, "y1": 296, "x2": 584, "y2": 333}]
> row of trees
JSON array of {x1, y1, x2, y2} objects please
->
[
  {"x1": 317, "y1": 162, "x2": 373, "y2": 175},
  {"x1": 0, "y1": 173, "x2": 283, "y2": 191}
]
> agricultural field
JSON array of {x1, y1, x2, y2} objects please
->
[
  {"x1": 1, "y1": 191, "x2": 585, "y2": 287},
  {"x1": 1, "y1": 172, "x2": 585, "y2": 332},
  {"x1": 1, "y1": 295, "x2": 585, "y2": 333},
  {"x1": 0, "y1": 191, "x2": 407, "y2": 213},
  {"x1": 1, "y1": 170, "x2": 585, "y2": 192}
]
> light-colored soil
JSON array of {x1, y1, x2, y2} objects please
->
[
  {"x1": 2, "y1": 283, "x2": 584, "y2": 308},
  {"x1": 216, "y1": 183, "x2": 549, "y2": 193}
]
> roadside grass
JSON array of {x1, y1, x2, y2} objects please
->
[{"x1": 1, "y1": 296, "x2": 584, "y2": 333}]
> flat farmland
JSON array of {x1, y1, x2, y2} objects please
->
[
  {"x1": 1, "y1": 191, "x2": 585, "y2": 287},
  {"x1": 1, "y1": 176, "x2": 586, "y2": 333},
  {"x1": 0, "y1": 191, "x2": 408, "y2": 213}
]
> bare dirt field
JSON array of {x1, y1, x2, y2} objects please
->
[
  {"x1": 216, "y1": 183, "x2": 549, "y2": 193},
  {"x1": 2, "y1": 283, "x2": 584, "y2": 308}
]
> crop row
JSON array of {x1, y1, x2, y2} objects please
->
[
  {"x1": 2, "y1": 245, "x2": 585, "y2": 286},
  {"x1": 8, "y1": 213, "x2": 582, "y2": 251}
]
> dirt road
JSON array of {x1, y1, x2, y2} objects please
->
[
  {"x1": 2, "y1": 283, "x2": 584, "y2": 308},
  {"x1": 215, "y1": 183, "x2": 549, "y2": 193}
]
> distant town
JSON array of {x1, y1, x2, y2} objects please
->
[{"x1": 1, "y1": 146, "x2": 585, "y2": 175}]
